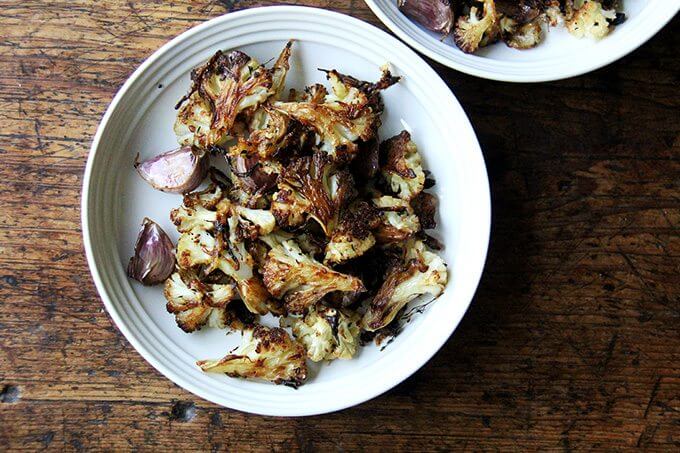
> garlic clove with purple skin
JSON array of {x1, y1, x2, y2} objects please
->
[
  {"x1": 398, "y1": 0, "x2": 454, "y2": 34},
  {"x1": 127, "y1": 218, "x2": 176, "y2": 286},
  {"x1": 135, "y1": 146, "x2": 209, "y2": 194}
]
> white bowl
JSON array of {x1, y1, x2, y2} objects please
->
[
  {"x1": 365, "y1": 0, "x2": 680, "y2": 82},
  {"x1": 82, "y1": 6, "x2": 490, "y2": 416}
]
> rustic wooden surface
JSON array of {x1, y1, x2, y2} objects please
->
[{"x1": 1, "y1": 1, "x2": 678, "y2": 450}]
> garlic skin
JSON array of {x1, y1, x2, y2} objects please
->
[
  {"x1": 398, "y1": 0, "x2": 454, "y2": 34},
  {"x1": 127, "y1": 218, "x2": 176, "y2": 286},
  {"x1": 135, "y1": 146, "x2": 209, "y2": 193}
]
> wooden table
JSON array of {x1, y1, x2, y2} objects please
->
[{"x1": 1, "y1": 1, "x2": 678, "y2": 450}]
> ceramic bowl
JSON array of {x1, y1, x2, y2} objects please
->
[
  {"x1": 364, "y1": 0, "x2": 680, "y2": 82},
  {"x1": 82, "y1": 6, "x2": 490, "y2": 416}
]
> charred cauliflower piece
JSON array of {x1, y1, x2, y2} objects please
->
[
  {"x1": 243, "y1": 106, "x2": 304, "y2": 160},
  {"x1": 324, "y1": 201, "x2": 380, "y2": 264},
  {"x1": 182, "y1": 182, "x2": 224, "y2": 209},
  {"x1": 260, "y1": 234, "x2": 365, "y2": 314},
  {"x1": 372, "y1": 195, "x2": 421, "y2": 244},
  {"x1": 543, "y1": 0, "x2": 564, "y2": 26},
  {"x1": 213, "y1": 213, "x2": 273, "y2": 315},
  {"x1": 454, "y1": 0, "x2": 500, "y2": 54},
  {"x1": 380, "y1": 131, "x2": 425, "y2": 201},
  {"x1": 176, "y1": 228, "x2": 216, "y2": 269},
  {"x1": 412, "y1": 192, "x2": 438, "y2": 230},
  {"x1": 271, "y1": 152, "x2": 354, "y2": 234},
  {"x1": 282, "y1": 304, "x2": 361, "y2": 362},
  {"x1": 363, "y1": 239, "x2": 447, "y2": 331},
  {"x1": 226, "y1": 201, "x2": 276, "y2": 240},
  {"x1": 273, "y1": 68, "x2": 398, "y2": 159},
  {"x1": 197, "y1": 325, "x2": 307, "y2": 387},
  {"x1": 566, "y1": 0, "x2": 616, "y2": 40},
  {"x1": 500, "y1": 16, "x2": 544, "y2": 49},
  {"x1": 164, "y1": 270, "x2": 239, "y2": 332},
  {"x1": 170, "y1": 184, "x2": 275, "y2": 315},
  {"x1": 171, "y1": 204, "x2": 217, "y2": 233},
  {"x1": 174, "y1": 42, "x2": 292, "y2": 148}
]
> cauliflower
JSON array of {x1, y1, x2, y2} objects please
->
[
  {"x1": 302, "y1": 83, "x2": 328, "y2": 103},
  {"x1": 271, "y1": 152, "x2": 355, "y2": 234},
  {"x1": 174, "y1": 42, "x2": 292, "y2": 148},
  {"x1": 164, "y1": 270, "x2": 239, "y2": 332},
  {"x1": 543, "y1": 0, "x2": 564, "y2": 26},
  {"x1": 173, "y1": 184, "x2": 275, "y2": 238},
  {"x1": 324, "y1": 231, "x2": 375, "y2": 265},
  {"x1": 567, "y1": 0, "x2": 617, "y2": 40},
  {"x1": 171, "y1": 204, "x2": 217, "y2": 233},
  {"x1": 170, "y1": 184, "x2": 275, "y2": 315},
  {"x1": 224, "y1": 150, "x2": 284, "y2": 209},
  {"x1": 412, "y1": 191, "x2": 438, "y2": 230},
  {"x1": 260, "y1": 235, "x2": 365, "y2": 314},
  {"x1": 268, "y1": 40, "x2": 292, "y2": 101},
  {"x1": 243, "y1": 107, "x2": 304, "y2": 160},
  {"x1": 324, "y1": 201, "x2": 380, "y2": 264},
  {"x1": 380, "y1": 130, "x2": 425, "y2": 201},
  {"x1": 197, "y1": 325, "x2": 308, "y2": 387},
  {"x1": 500, "y1": 16, "x2": 544, "y2": 49},
  {"x1": 212, "y1": 214, "x2": 273, "y2": 315},
  {"x1": 363, "y1": 239, "x2": 448, "y2": 331},
  {"x1": 270, "y1": 186, "x2": 312, "y2": 228},
  {"x1": 454, "y1": 0, "x2": 500, "y2": 54},
  {"x1": 217, "y1": 199, "x2": 276, "y2": 241},
  {"x1": 176, "y1": 228, "x2": 216, "y2": 269},
  {"x1": 282, "y1": 304, "x2": 361, "y2": 361},
  {"x1": 372, "y1": 195, "x2": 421, "y2": 244},
  {"x1": 273, "y1": 68, "x2": 398, "y2": 158},
  {"x1": 182, "y1": 182, "x2": 224, "y2": 210}
]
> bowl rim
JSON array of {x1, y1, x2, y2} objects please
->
[
  {"x1": 364, "y1": 0, "x2": 680, "y2": 83},
  {"x1": 81, "y1": 5, "x2": 491, "y2": 415}
]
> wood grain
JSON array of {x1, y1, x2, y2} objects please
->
[{"x1": 0, "y1": 1, "x2": 678, "y2": 450}]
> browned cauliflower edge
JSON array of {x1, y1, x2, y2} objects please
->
[{"x1": 197, "y1": 325, "x2": 308, "y2": 387}]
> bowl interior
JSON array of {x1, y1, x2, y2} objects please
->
[{"x1": 84, "y1": 7, "x2": 490, "y2": 415}]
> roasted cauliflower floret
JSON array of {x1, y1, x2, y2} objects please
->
[
  {"x1": 243, "y1": 106, "x2": 303, "y2": 160},
  {"x1": 324, "y1": 201, "x2": 380, "y2": 264},
  {"x1": 227, "y1": 201, "x2": 276, "y2": 240},
  {"x1": 176, "y1": 228, "x2": 216, "y2": 269},
  {"x1": 566, "y1": 0, "x2": 616, "y2": 40},
  {"x1": 171, "y1": 184, "x2": 275, "y2": 315},
  {"x1": 212, "y1": 214, "x2": 273, "y2": 315},
  {"x1": 273, "y1": 68, "x2": 398, "y2": 158},
  {"x1": 197, "y1": 325, "x2": 307, "y2": 387},
  {"x1": 454, "y1": 0, "x2": 500, "y2": 54},
  {"x1": 260, "y1": 235, "x2": 365, "y2": 314},
  {"x1": 543, "y1": 0, "x2": 564, "y2": 26},
  {"x1": 270, "y1": 186, "x2": 312, "y2": 228},
  {"x1": 173, "y1": 182, "x2": 275, "y2": 238},
  {"x1": 500, "y1": 16, "x2": 544, "y2": 49},
  {"x1": 174, "y1": 42, "x2": 292, "y2": 148},
  {"x1": 182, "y1": 182, "x2": 224, "y2": 210},
  {"x1": 412, "y1": 192, "x2": 438, "y2": 230},
  {"x1": 271, "y1": 152, "x2": 354, "y2": 234},
  {"x1": 372, "y1": 195, "x2": 421, "y2": 244},
  {"x1": 324, "y1": 231, "x2": 375, "y2": 265},
  {"x1": 380, "y1": 131, "x2": 425, "y2": 201},
  {"x1": 171, "y1": 204, "x2": 217, "y2": 233},
  {"x1": 164, "y1": 270, "x2": 239, "y2": 332},
  {"x1": 363, "y1": 239, "x2": 447, "y2": 331},
  {"x1": 282, "y1": 304, "x2": 361, "y2": 361}
]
